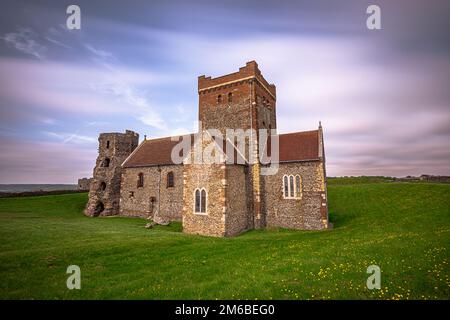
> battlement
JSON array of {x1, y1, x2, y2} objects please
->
[
  {"x1": 198, "y1": 61, "x2": 276, "y2": 98},
  {"x1": 99, "y1": 130, "x2": 139, "y2": 140}
]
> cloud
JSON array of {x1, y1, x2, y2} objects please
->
[
  {"x1": 147, "y1": 31, "x2": 450, "y2": 176},
  {"x1": 0, "y1": 57, "x2": 172, "y2": 131},
  {"x1": 44, "y1": 36, "x2": 72, "y2": 50},
  {"x1": 84, "y1": 43, "x2": 117, "y2": 66},
  {"x1": 44, "y1": 131, "x2": 97, "y2": 145},
  {"x1": 0, "y1": 137, "x2": 96, "y2": 184},
  {"x1": 1, "y1": 1, "x2": 449, "y2": 181},
  {"x1": 83, "y1": 45, "x2": 168, "y2": 131},
  {"x1": 1, "y1": 28, "x2": 47, "y2": 59}
]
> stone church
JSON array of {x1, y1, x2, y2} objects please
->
[{"x1": 85, "y1": 61, "x2": 330, "y2": 237}]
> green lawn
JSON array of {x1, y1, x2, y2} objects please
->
[{"x1": 0, "y1": 180, "x2": 449, "y2": 299}]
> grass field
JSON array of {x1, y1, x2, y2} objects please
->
[{"x1": 0, "y1": 178, "x2": 449, "y2": 299}]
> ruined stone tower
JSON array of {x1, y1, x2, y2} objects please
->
[{"x1": 85, "y1": 130, "x2": 139, "y2": 217}]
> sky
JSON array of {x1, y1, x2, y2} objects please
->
[{"x1": 0, "y1": 0, "x2": 449, "y2": 183}]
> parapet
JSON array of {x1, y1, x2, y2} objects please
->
[{"x1": 198, "y1": 61, "x2": 276, "y2": 98}]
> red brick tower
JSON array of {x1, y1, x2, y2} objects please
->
[{"x1": 197, "y1": 61, "x2": 277, "y2": 229}]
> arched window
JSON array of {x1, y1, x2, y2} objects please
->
[
  {"x1": 283, "y1": 175, "x2": 302, "y2": 199},
  {"x1": 167, "y1": 171, "x2": 174, "y2": 188},
  {"x1": 289, "y1": 175, "x2": 294, "y2": 198},
  {"x1": 201, "y1": 189, "x2": 206, "y2": 213},
  {"x1": 106, "y1": 140, "x2": 110, "y2": 149},
  {"x1": 283, "y1": 175, "x2": 289, "y2": 198},
  {"x1": 228, "y1": 92, "x2": 233, "y2": 103},
  {"x1": 295, "y1": 175, "x2": 301, "y2": 196},
  {"x1": 217, "y1": 94, "x2": 222, "y2": 103},
  {"x1": 137, "y1": 172, "x2": 144, "y2": 188},
  {"x1": 102, "y1": 158, "x2": 110, "y2": 167},
  {"x1": 195, "y1": 189, "x2": 200, "y2": 212},
  {"x1": 194, "y1": 188, "x2": 207, "y2": 214},
  {"x1": 100, "y1": 181, "x2": 106, "y2": 191}
]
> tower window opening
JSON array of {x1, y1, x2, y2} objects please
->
[
  {"x1": 228, "y1": 92, "x2": 233, "y2": 103},
  {"x1": 217, "y1": 94, "x2": 222, "y2": 103},
  {"x1": 167, "y1": 171, "x2": 174, "y2": 188},
  {"x1": 102, "y1": 158, "x2": 110, "y2": 167},
  {"x1": 137, "y1": 173, "x2": 144, "y2": 188}
]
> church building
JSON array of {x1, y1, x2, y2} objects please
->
[{"x1": 85, "y1": 61, "x2": 330, "y2": 237}]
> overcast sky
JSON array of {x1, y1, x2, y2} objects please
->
[{"x1": 0, "y1": 0, "x2": 449, "y2": 183}]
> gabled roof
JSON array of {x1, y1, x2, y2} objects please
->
[
  {"x1": 279, "y1": 130, "x2": 320, "y2": 162},
  {"x1": 122, "y1": 134, "x2": 194, "y2": 167},
  {"x1": 122, "y1": 130, "x2": 320, "y2": 168}
]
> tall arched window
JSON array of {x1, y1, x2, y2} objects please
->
[
  {"x1": 194, "y1": 188, "x2": 207, "y2": 214},
  {"x1": 295, "y1": 175, "x2": 301, "y2": 196},
  {"x1": 283, "y1": 176, "x2": 289, "y2": 198},
  {"x1": 137, "y1": 172, "x2": 144, "y2": 188},
  {"x1": 99, "y1": 181, "x2": 106, "y2": 191},
  {"x1": 201, "y1": 189, "x2": 206, "y2": 213},
  {"x1": 289, "y1": 175, "x2": 294, "y2": 198},
  {"x1": 283, "y1": 175, "x2": 302, "y2": 199},
  {"x1": 217, "y1": 94, "x2": 222, "y2": 103},
  {"x1": 167, "y1": 171, "x2": 174, "y2": 188},
  {"x1": 228, "y1": 92, "x2": 233, "y2": 103},
  {"x1": 195, "y1": 189, "x2": 200, "y2": 212}
]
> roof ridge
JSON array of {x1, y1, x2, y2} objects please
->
[
  {"x1": 144, "y1": 133, "x2": 195, "y2": 142},
  {"x1": 278, "y1": 129, "x2": 319, "y2": 136}
]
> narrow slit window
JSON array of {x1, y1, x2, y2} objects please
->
[
  {"x1": 137, "y1": 173, "x2": 144, "y2": 188},
  {"x1": 167, "y1": 171, "x2": 174, "y2": 188}
]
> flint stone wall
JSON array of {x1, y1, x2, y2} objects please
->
[
  {"x1": 263, "y1": 161, "x2": 328, "y2": 230},
  {"x1": 119, "y1": 165, "x2": 183, "y2": 221}
]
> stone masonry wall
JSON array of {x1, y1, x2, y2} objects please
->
[
  {"x1": 182, "y1": 162, "x2": 226, "y2": 237},
  {"x1": 262, "y1": 161, "x2": 328, "y2": 230},
  {"x1": 119, "y1": 165, "x2": 183, "y2": 221},
  {"x1": 85, "y1": 130, "x2": 139, "y2": 217},
  {"x1": 199, "y1": 81, "x2": 252, "y2": 134},
  {"x1": 77, "y1": 178, "x2": 92, "y2": 191},
  {"x1": 224, "y1": 165, "x2": 250, "y2": 236}
]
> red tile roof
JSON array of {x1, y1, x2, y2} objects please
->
[
  {"x1": 122, "y1": 134, "x2": 194, "y2": 167},
  {"x1": 122, "y1": 130, "x2": 320, "y2": 167},
  {"x1": 278, "y1": 130, "x2": 320, "y2": 162}
]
